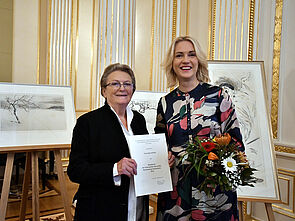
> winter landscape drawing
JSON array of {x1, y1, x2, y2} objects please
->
[
  {"x1": 129, "y1": 91, "x2": 166, "y2": 133},
  {"x1": 0, "y1": 93, "x2": 66, "y2": 131}
]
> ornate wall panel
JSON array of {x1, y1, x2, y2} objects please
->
[
  {"x1": 47, "y1": 0, "x2": 75, "y2": 86},
  {"x1": 94, "y1": 0, "x2": 136, "y2": 108},
  {"x1": 273, "y1": 165, "x2": 295, "y2": 219},
  {"x1": 46, "y1": 0, "x2": 78, "y2": 163},
  {"x1": 208, "y1": 0, "x2": 260, "y2": 61},
  {"x1": 149, "y1": 0, "x2": 180, "y2": 92},
  {"x1": 271, "y1": 0, "x2": 282, "y2": 140}
]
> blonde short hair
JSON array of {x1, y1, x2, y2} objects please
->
[{"x1": 162, "y1": 36, "x2": 209, "y2": 88}]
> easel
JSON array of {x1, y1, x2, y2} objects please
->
[
  {"x1": 0, "y1": 144, "x2": 72, "y2": 221},
  {"x1": 238, "y1": 199, "x2": 280, "y2": 221}
]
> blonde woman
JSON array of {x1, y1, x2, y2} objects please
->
[{"x1": 155, "y1": 36, "x2": 244, "y2": 220}]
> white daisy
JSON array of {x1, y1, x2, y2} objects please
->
[{"x1": 222, "y1": 155, "x2": 237, "y2": 172}]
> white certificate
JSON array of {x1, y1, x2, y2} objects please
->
[{"x1": 128, "y1": 133, "x2": 173, "y2": 196}]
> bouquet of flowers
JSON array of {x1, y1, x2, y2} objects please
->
[{"x1": 181, "y1": 133, "x2": 257, "y2": 196}]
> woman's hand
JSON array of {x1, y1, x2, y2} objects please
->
[
  {"x1": 117, "y1": 157, "x2": 137, "y2": 177},
  {"x1": 168, "y1": 151, "x2": 175, "y2": 168}
]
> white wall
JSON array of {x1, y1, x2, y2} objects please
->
[
  {"x1": 12, "y1": 0, "x2": 39, "y2": 83},
  {"x1": 0, "y1": 0, "x2": 12, "y2": 82}
]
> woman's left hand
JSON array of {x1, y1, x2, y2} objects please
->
[{"x1": 168, "y1": 151, "x2": 175, "y2": 168}]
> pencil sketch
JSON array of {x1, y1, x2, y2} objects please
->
[
  {"x1": 0, "y1": 93, "x2": 66, "y2": 131},
  {"x1": 209, "y1": 69, "x2": 265, "y2": 179},
  {"x1": 129, "y1": 91, "x2": 166, "y2": 133},
  {"x1": 208, "y1": 61, "x2": 280, "y2": 201}
]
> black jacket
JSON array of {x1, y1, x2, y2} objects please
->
[{"x1": 67, "y1": 103, "x2": 149, "y2": 220}]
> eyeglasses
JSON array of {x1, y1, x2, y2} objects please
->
[{"x1": 105, "y1": 81, "x2": 134, "y2": 90}]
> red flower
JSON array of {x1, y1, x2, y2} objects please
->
[
  {"x1": 192, "y1": 210, "x2": 206, "y2": 220},
  {"x1": 201, "y1": 141, "x2": 216, "y2": 152}
]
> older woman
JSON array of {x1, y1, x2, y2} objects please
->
[
  {"x1": 155, "y1": 36, "x2": 244, "y2": 220},
  {"x1": 67, "y1": 63, "x2": 149, "y2": 221}
]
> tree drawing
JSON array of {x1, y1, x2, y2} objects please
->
[{"x1": 3, "y1": 95, "x2": 39, "y2": 124}]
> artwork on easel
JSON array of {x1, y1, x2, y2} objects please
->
[
  {"x1": 129, "y1": 91, "x2": 166, "y2": 134},
  {"x1": 0, "y1": 83, "x2": 76, "y2": 148},
  {"x1": 208, "y1": 61, "x2": 280, "y2": 202}
]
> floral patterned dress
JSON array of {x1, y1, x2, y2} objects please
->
[{"x1": 155, "y1": 83, "x2": 244, "y2": 221}]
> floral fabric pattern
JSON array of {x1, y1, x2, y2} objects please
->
[{"x1": 155, "y1": 83, "x2": 243, "y2": 221}]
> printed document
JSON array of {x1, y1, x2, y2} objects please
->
[{"x1": 128, "y1": 133, "x2": 173, "y2": 196}]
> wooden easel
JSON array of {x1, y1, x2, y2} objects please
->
[
  {"x1": 238, "y1": 200, "x2": 277, "y2": 221},
  {"x1": 0, "y1": 145, "x2": 72, "y2": 221}
]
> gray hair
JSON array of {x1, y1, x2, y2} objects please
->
[{"x1": 100, "y1": 63, "x2": 136, "y2": 96}]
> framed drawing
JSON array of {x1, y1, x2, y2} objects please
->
[
  {"x1": 208, "y1": 61, "x2": 280, "y2": 202},
  {"x1": 129, "y1": 91, "x2": 166, "y2": 133},
  {"x1": 0, "y1": 83, "x2": 76, "y2": 150}
]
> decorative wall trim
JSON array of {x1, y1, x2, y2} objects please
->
[
  {"x1": 271, "y1": 0, "x2": 283, "y2": 139},
  {"x1": 90, "y1": 0, "x2": 95, "y2": 110},
  {"x1": 275, "y1": 145, "x2": 295, "y2": 154},
  {"x1": 95, "y1": 0, "x2": 136, "y2": 107},
  {"x1": 149, "y1": 0, "x2": 179, "y2": 92},
  {"x1": 208, "y1": 0, "x2": 259, "y2": 61},
  {"x1": 47, "y1": 0, "x2": 75, "y2": 86},
  {"x1": 186, "y1": 0, "x2": 189, "y2": 35},
  {"x1": 47, "y1": 0, "x2": 52, "y2": 85},
  {"x1": 73, "y1": 0, "x2": 79, "y2": 109},
  {"x1": 212, "y1": 0, "x2": 216, "y2": 60},
  {"x1": 207, "y1": 0, "x2": 213, "y2": 59},
  {"x1": 149, "y1": 0, "x2": 155, "y2": 91},
  {"x1": 247, "y1": 0, "x2": 255, "y2": 61},
  {"x1": 37, "y1": 0, "x2": 41, "y2": 84},
  {"x1": 172, "y1": 0, "x2": 177, "y2": 40},
  {"x1": 273, "y1": 168, "x2": 295, "y2": 218}
]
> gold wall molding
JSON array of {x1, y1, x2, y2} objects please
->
[
  {"x1": 149, "y1": 0, "x2": 179, "y2": 92},
  {"x1": 186, "y1": 0, "x2": 189, "y2": 35},
  {"x1": 94, "y1": 0, "x2": 136, "y2": 107},
  {"x1": 149, "y1": 0, "x2": 155, "y2": 91},
  {"x1": 275, "y1": 145, "x2": 295, "y2": 154},
  {"x1": 172, "y1": 0, "x2": 177, "y2": 40},
  {"x1": 47, "y1": 0, "x2": 76, "y2": 86},
  {"x1": 247, "y1": 0, "x2": 255, "y2": 61},
  {"x1": 273, "y1": 168, "x2": 295, "y2": 218},
  {"x1": 208, "y1": 0, "x2": 259, "y2": 60},
  {"x1": 37, "y1": 0, "x2": 41, "y2": 84},
  {"x1": 73, "y1": 0, "x2": 79, "y2": 108},
  {"x1": 45, "y1": 0, "x2": 78, "y2": 108},
  {"x1": 271, "y1": 0, "x2": 283, "y2": 139},
  {"x1": 208, "y1": 0, "x2": 216, "y2": 60}
]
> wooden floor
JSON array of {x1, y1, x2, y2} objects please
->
[
  {"x1": 2, "y1": 174, "x2": 254, "y2": 221},
  {"x1": 2, "y1": 173, "x2": 157, "y2": 221}
]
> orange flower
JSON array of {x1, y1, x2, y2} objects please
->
[
  {"x1": 208, "y1": 152, "x2": 218, "y2": 160},
  {"x1": 215, "y1": 133, "x2": 231, "y2": 146}
]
